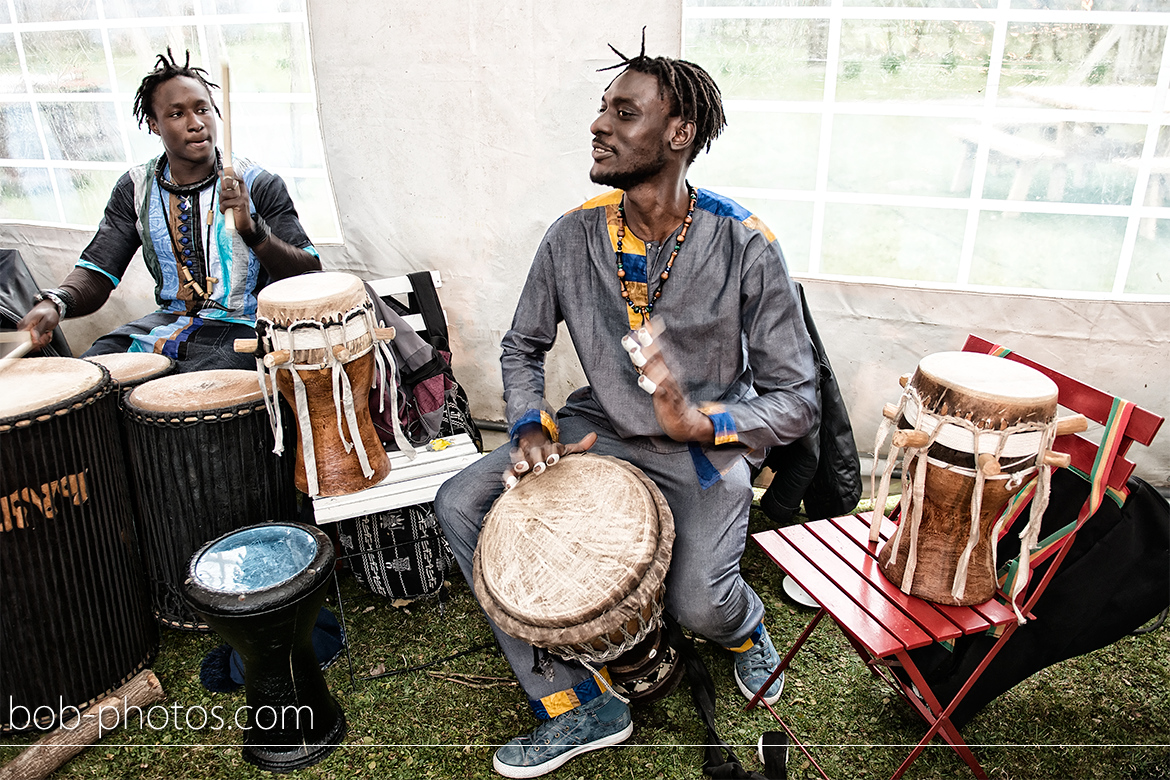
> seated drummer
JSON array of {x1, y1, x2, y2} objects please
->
[
  {"x1": 17, "y1": 49, "x2": 320, "y2": 372},
  {"x1": 434, "y1": 39, "x2": 819, "y2": 779}
]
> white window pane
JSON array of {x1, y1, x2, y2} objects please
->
[
  {"x1": 1, "y1": 34, "x2": 25, "y2": 93},
  {"x1": 0, "y1": 5, "x2": 10, "y2": 25},
  {"x1": 206, "y1": 23, "x2": 312, "y2": 93},
  {"x1": 829, "y1": 115, "x2": 971, "y2": 198},
  {"x1": 685, "y1": 18, "x2": 828, "y2": 100},
  {"x1": 1012, "y1": 0, "x2": 1166, "y2": 11},
  {"x1": 284, "y1": 176, "x2": 339, "y2": 242},
  {"x1": 0, "y1": 102, "x2": 42, "y2": 158},
  {"x1": 821, "y1": 203, "x2": 967, "y2": 282},
  {"x1": 109, "y1": 28, "x2": 201, "y2": 94},
  {"x1": 13, "y1": 0, "x2": 96, "y2": 23},
  {"x1": 121, "y1": 100, "x2": 164, "y2": 160},
  {"x1": 686, "y1": 1, "x2": 827, "y2": 6},
  {"x1": 39, "y1": 101, "x2": 122, "y2": 161},
  {"x1": 103, "y1": 0, "x2": 194, "y2": 18},
  {"x1": 22, "y1": 29, "x2": 110, "y2": 93},
  {"x1": 837, "y1": 20, "x2": 994, "y2": 102},
  {"x1": 692, "y1": 111, "x2": 821, "y2": 190},
  {"x1": 846, "y1": 0, "x2": 984, "y2": 7},
  {"x1": 230, "y1": 101, "x2": 323, "y2": 169},
  {"x1": 0, "y1": 167, "x2": 56, "y2": 221},
  {"x1": 971, "y1": 212, "x2": 1125, "y2": 291},
  {"x1": 737, "y1": 198, "x2": 814, "y2": 273},
  {"x1": 999, "y1": 23, "x2": 1162, "y2": 91},
  {"x1": 206, "y1": 0, "x2": 304, "y2": 13},
  {"x1": 54, "y1": 168, "x2": 122, "y2": 224}
]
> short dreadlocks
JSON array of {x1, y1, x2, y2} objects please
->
[
  {"x1": 132, "y1": 48, "x2": 221, "y2": 128},
  {"x1": 600, "y1": 28, "x2": 727, "y2": 163}
]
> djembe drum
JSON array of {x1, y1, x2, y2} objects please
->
[
  {"x1": 249, "y1": 272, "x2": 399, "y2": 497},
  {"x1": 85, "y1": 352, "x2": 176, "y2": 392},
  {"x1": 875, "y1": 352, "x2": 1060, "y2": 606},
  {"x1": 0, "y1": 358, "x2": 157, "y2": 730},
  {"x1": 183, "y1": 522, "x2": 345, "y2": 771},
  {"x1": 123, "y1": 369, "x2": 296, "y2": 629},
  {"x1": 474, "y1": 454, "x2": 682, "y2": 704}
]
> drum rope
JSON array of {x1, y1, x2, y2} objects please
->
[
  {"x1": 371, "y1": 324, "x2": 416, "y2": 459},
  {"x1": 255, "y1": 356, "x2": 284, "y2": 455}
]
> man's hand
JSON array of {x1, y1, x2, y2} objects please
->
[
  {"x1": 624, "y1": 325, "x2": 714, "y2": 444},
  {"x1": 504, "y1": 423, "x2": 597, "y2": 489},
  {"x1": 17, "y1": 301, "x2": 61, "y2": 351},
  {"x1": 219, "y1": 170, "x2": 255, "y2": 234}
]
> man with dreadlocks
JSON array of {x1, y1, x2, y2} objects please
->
[
  {"x1": 435, "y1": 36, "x2": 818, "y2": 778},
  {"x1": 18, "y1": 48, "x2": 319, "y2": 370}
]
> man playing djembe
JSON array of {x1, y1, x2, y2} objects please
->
[
  {"x1": 435, "y1": 37, "x2": 819, "y2": 779},
  {"x1": 17, "y1": 49, "x2": 320, "y2": 372}
]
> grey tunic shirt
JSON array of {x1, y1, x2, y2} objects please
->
[{"x1": 502, "y1": 187, "x2": 819, "y2": 478}]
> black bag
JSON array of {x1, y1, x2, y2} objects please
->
[
  {"x1": 907, "y1": 469, "x2": 1170, "y2": 728},
  {"x1": 760, "y1": 283, "x2": 861, "y2": 523},
  {"x1": 0, "y1": 248, "x2": 71, "y2": 357}
]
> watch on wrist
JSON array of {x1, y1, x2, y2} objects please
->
[{"x1": 33, "y1": 289, "x2": 69, "y2": 319}]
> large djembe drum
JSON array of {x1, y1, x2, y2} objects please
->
[
  {"x1": 250, "y1": 272, "x2": 404, "y2": 497},
  {"x1": 874, "y1": 352, "x2": 1060, "y2": 606},
  {"x1": 85, "y1": 352, "x2": 176, "y2": 392},
  {"x1": 1, "y1": 358, "x2": 157, "y2": 730},
  {"x1": 184, "y1": 522, "x2": 345, "y2": 771},
  {"x1": 474, "y1": 454, "x2": 682, "y2": 704},
  {"x1": 123, "y1": 369, "x2": 296, "y2": 629}
]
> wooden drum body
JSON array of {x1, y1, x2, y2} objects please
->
[
  {"x1": 474, "y1": 454, "x2": 681, "y2": 703},
  {"x1": 877, "y1": 352, "x2": 1059, "y2": 605},
  {"x1": 0, "y1": 359, "x2": 157, "y2": 730},
  {"x1": 183, "y1": 523, "x2": 345, "y2": 771},
  {"x1": 255, "y1": 272, "x2": 391, "y2": 497},
  {"x1": 124, "y1": 369, "x2": 297, "y2": 629}
]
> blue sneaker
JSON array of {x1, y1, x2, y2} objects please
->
[
  {"x1": 492, "y1": 690, "x2": 633, "y2": 778},
  {"x1": 733, "y1": 622, "x2": 785, "y2": 706}
]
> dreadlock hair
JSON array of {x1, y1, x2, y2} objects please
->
[
  {"x1": 599, "y1": 28, "x2": 727, "y2": 164},
  {"x1": 132, "y1": 48, "x2": 221, "y2": 129}
]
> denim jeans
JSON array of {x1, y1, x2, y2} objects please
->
[{"x1": 434, "y1": 412, "x2": 765, "y2": 701}]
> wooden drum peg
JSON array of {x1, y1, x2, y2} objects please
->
[
  {"x1": 1042, "y1": 450, "x2": 1072, "y2": 469},
  {"x1": 234, "y1": 338, "x2": 259, "y2": 353},
  {"x1": 882, "y1": 403, "x2": 901, "y2": 421},
  {"x1": 899, "y1": 373, "x2": 912, "y2": 388},
  {"x1": 1055, "y1": 414, "x2": 1089, "y2": 435},
  {"x1": 373, "y1": 326, "x2": 396, "y2": 341},
  {"x1": 977, "y1": 453, "x2": 1002, "y2": 476},
  {"x1": 263, "y1": 349, "x2": 291, "y2": 368},
  {"x1": 891, "y1": 429, "x2": 930, "y2": 449}
]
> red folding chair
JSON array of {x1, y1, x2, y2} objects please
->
[{"x1": 748, "y1": 335, "x2": 1164, "y2": 779}]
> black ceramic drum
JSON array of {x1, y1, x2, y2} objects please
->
[
  {"x1": 0, "y1": 358, "x2": 157, "y2": 730},
  {"x1": 183, "y1": 522, "x2": 346, "y2": 771},
  {"x1": 124, "y1": 369, "x2": 296, "y2": 629}
]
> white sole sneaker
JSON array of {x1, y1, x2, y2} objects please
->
[
  {"x1": 492, "y1": 720, "x2": 633, "y2": 779},
  {"x1": 735, "y1": 668, "x2": 785, "y2": 707}
]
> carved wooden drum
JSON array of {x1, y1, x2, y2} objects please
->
[
  {"x1": 474, "y1": 454, "x2": 680, "y2": 701},
  {"x1": 876, "y1": 352, "x2": 1059, "y2": 606},
  {"x1": 253, "y1": 272, "x2": 399, "y2": 497}
]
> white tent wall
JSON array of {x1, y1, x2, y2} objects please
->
[{"x1": 2, "y1": 0, "x2": 1166, "y2": 486}]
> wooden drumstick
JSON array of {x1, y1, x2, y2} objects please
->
[
  {"x1": 0, "y1": 669, "x2": 164, "y2": 780},
  {"x1": 0, "y1": 331, "x2": 34, "y2": 374},
  {"x1": 219, "y1": 61, "x2": 236, "y2": 233}
]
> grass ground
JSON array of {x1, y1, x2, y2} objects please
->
[{"x1": 2, "y1": 496, "x2": 1167, "y2": 780}]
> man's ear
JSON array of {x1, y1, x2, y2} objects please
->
[
  {"x1": 145, "y1": 116, "x2": 158, "y2": 136},
  {"x1": 669, "y1": 118, "x2": 696, "y2": 156}
]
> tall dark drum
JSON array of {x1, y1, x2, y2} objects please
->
[
  {"x1": 124, "y1": 369, "x2": 296, "y2": 629},
  {"x1": 85, "y1": 352, "x2": 176, "y2": 392},
  {"x1": 184, "y1": 522, "x2": 346, "y2": 771},
  {"x1": 0, "y1": 358, "x2": 157, "y2": 730}
]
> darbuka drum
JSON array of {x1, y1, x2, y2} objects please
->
[
  {"x1": 124, "y1": 369, "x2": 296, "y2": 629},
  {"x1": 474, "y1": 454, "x2": 681, "y2": 703},
  {"x1": 183, "y1": 523, "x2": 345, "y2": 771},
  {"x1": 253, "y1": 272, "x2": 396, "y2": 497},
  {"x1": 85, "y1": 352, "x2": 176, "y2": 391},
  {"x1": 876, "y1": 352, "x2": 1059, "y2": 606},
  {"x1": 0, "y1": 358, "x2": 157, "y2": 730}
]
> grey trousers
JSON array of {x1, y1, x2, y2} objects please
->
[{"x1": 434, "y1": 412, "x2": 765, "y2": 701}]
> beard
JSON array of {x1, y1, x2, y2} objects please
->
[{"x1": 589, "y1": 146, "x2": 669, "y2": 190}]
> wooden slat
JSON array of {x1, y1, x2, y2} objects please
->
[
  {"x1": 754, "y1": 529, "x2": 906, "y2": 658},
  {"x1": 366, "y1": 270, "x2": 443, "y2": 298},
  {"x1": 807, "y1": 519, "x2": 964, "y2": 642},
  {"x1": 783, "y1": 524, "x2": 936, "y2": 650}
]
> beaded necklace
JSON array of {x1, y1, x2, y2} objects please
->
[
  {"x1": 154, "y1": 152, "x2": 227, "y2": 310},
  {"x1": 615, "y1": 185, "x2": 696, "y2": 321}
]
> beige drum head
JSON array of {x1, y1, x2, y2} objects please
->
[
  {"x1": 917, "y1": 352, "x2": 1058, "y2": 408},
  {"x1": 128, "y1": 369, "x2": 265, "y2": 413},
  {"x1": 256, "y1": 272, "x2": 368, "y2": 324},
  {"x1": 478, "y1": 454, "x2": 665, "y2": 628},
  {"x1": 0, "y1": 357, "x2": 105, "y2": 419},
  {"x1": 86, "y1": 352, "x2": 174, "y2": 385}
]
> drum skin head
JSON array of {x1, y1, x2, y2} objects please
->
[
  {"x1": 85, "y1": 352, "x2": 174, "y2": 385},
  {"x1": 127, "y1": 369, "x2": 265, "y2": 413},
  {"x1": 914, "y1": 352, "x2": 1058, "y2": 424},
  {"x1": 0, "y1": 356, "x2": 104, "y2": 419},
  {"x1": 256, "y1": 271, "x2": 367, "y2": 324}
]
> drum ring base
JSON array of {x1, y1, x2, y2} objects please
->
[{"x1": 243, "y1": 708, "x2": 347, "y2": 773}]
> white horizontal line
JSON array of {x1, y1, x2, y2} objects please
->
[
  {"x1": 0, "y1": 92, "x2": 317, "y2": 103},
  {"x1": 723, "y1": 99, "x2": 1166, "y2": 124},
  {"x1": 0, "y1": 13, "x2": 305, "y2": 34},
  {"x1": 684, "y1": 6, "x2": 1170, "y2": 26},
  {"x1": 792, "y1": 271, "x2": 1170, "y2": 302}
]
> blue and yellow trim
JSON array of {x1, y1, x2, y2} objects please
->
[
  {"x1": 726, "y1": 622, "x2": 765, "y2": 654},
  {"x1": 509, "y1": 409, "x2": 560, "y2": 446},
  {"x1": 700, "y1": 403, "x2": 739, "y2": 447},
  {"x1": 529, "y1": 669, "x2": 613, "y2": 720}
]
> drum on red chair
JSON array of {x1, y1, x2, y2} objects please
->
[
  {"x1": 877, "y1": 352, "x2": 1060, "y2": 606},
  {"x1": 473, "y1": 453, "x2": 682, "y2": 704},
  {"x1": 0, "y1": 358, "x2": 157, "y2": 730},
  {"x1": 123, "y1": 369, "x2": 296, "y2": 630},
  {"x1": 252, "y1": 272, "x2": 395, "y2": 498},
  {"x1": 85, "y1": 352, "x2": 176, "y2": 392},
  {"x1": 183, "y1": 522, "x2": 345, "y2": 771}
]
